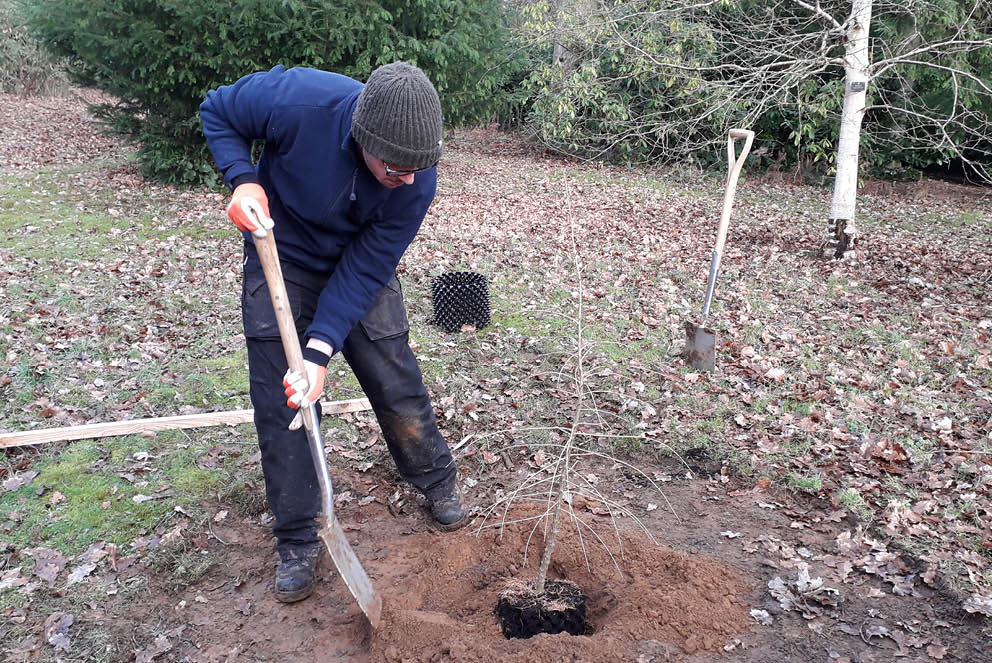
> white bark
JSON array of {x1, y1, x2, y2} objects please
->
[{"x1": 828, "y1": 0, "x2": 874, "y2": 259}]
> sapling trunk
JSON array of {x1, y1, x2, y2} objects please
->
[
  {"x1": 533, "y1": 450, "x2": 566, "y2": 595},
  {"x1": 534, "y1": 183, "x2": 586, "y2": 595},
  {"x1": 534, "y1": 413, "x2": 580, "y2": 594}
]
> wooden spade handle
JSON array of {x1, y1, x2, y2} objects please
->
[
  {"x1": 713, "y1": 129, "x2": 755, "y2": 260},
  {"x1": 699, "y1": 129, "x2": 755, "y2": 321},
  {"x1": 252, "y1": 234, "x2": 306, "y2": 374},
  {"x1": 252, "y1": 232, "x2": 317, "y2": 430}
]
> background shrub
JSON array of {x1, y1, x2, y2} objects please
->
[
  {"x1": 25, "y1": 0, "x2": 525, "y2": 186},
  {"x1": 0, "y1": 0, "x2": 71, "y2": 95}
]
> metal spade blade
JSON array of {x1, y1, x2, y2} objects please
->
[{"x1": 685, "y1": 321, "x2": 717, "y2": 372}]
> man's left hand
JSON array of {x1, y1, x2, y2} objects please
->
[{"x1": 283, "y1": 361, "x2": 327, "y2": 409}]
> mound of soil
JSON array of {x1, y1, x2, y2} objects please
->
[
  {"x1": 366, "y1": 507, "x2": 750, "y2": 662},
  {"x1": 160, "y1": 494, "x2": 751, "y2": 663}
]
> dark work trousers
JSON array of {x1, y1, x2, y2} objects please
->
[{"x1": 240, "y1": 243, "x2": 456, "y2": 552}]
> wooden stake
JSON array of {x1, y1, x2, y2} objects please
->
[{"x1": 0, "y1": 398, "x2": 372, "y2": 449}]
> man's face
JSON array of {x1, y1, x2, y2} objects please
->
[{"x1": 361, "y1": 149, "x2": 417, "y2": 189}]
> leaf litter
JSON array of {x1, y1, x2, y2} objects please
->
[{"x1": 0, "y1": 94, "x2": 990, "y2": 661}]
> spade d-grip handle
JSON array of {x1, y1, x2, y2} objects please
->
[{"x1": 700, "y1": 128, "x2": 755, "y2": 321}]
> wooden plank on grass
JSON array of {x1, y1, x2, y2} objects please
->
[{"x1": 0, "y1": 398, "x2": 372, "y2": 449}]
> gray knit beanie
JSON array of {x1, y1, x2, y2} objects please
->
[{"x1": 351, "y1": 62, "x2": 443, "y2": 169}]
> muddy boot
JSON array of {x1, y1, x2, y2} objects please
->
[
  {"x1": 274, "y1": 542, "x2": 321, "y2": 603},
  {"x1": 427, "y1": 484, "x2": 468, "y2": 531}
]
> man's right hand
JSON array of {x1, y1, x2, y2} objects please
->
[{"x1": 227, "y1": 183, "x2": 274, "y2": 238}]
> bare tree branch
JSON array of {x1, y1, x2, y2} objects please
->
[
  {"x1": 873, "y1": 36, "x2": 992, "y2": 72},
  {"x1": 792, "y1": 0, "x2": 844, "y2": 30}
]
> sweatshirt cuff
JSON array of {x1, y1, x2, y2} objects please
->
[
  {"x1": 229, "y1": 173, "x2": 260, "y2": 191},
  {"x1": 303, "y1": 345, "x2": 333, "y2": 367}
]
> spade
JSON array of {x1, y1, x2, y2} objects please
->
[{"x1": 685, "y1": 129, "x2": 755, "y2": 371}]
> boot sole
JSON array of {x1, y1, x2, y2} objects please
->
[
  {"x1": 275, "y1": 583, "x2": 314, "y2": 603},
  {"x1": 434, "y1": 512, "x2": 470, "y2": 532}
]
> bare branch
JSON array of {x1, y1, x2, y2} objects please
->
[
  {"x1": 871, "y1": 58, "x2": 992, "y2": 95},
  {"x1": 873, "y1": 37, "x2": 992, "y2": 73},
  {"x1": 791, "y1": 0, "x2": 843, "y2": 30}
]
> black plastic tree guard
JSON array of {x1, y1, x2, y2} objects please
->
[{"x1": 431, "y1": 271, "x2": 491, "y2": 332}]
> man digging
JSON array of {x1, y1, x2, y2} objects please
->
[{"x1": 200, "y1": 62, "x2": 466, "y2": 603}]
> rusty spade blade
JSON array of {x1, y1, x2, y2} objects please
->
[
  {"x1": 685, "y1": 249, "x2": 721, "y2": 371},
  {"x1": 684, "y1": 321, "x2": 717, "y2": 372},
  {"x1": 685, "y1": 129, "x2": 754, "y2": 371}
]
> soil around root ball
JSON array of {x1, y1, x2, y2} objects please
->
[
  {"x1": 496, "y1": 579, "x2": 588, "y2": 639},
  {"x1": 367, "y1": 503, "x2": 752, "y2": 662}
]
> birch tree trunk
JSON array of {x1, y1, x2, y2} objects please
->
[{"x1": 826, "y1": 0, "x2": 874, "y2": 261}]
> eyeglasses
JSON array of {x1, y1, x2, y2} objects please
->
[{"x1": 383, "y1": 160, "x2": 438, "y2": 177}]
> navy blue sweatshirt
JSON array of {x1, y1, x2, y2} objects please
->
[{"x1": 199, "y1": 65, "x2": 436, "y2": 355}]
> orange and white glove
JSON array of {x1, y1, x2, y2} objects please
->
[
  {"x1": 226, "y1": 183, "x2": 274, "y2": 238},
  {"x1": 283, "y1": 361, "x2": 327, "y2": 409},
  {"x1": 282, "y1": 340, "x2": 333, "y2": 410}
]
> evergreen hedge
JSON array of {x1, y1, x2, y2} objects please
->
[{"x1": 26, "y1": 0, "x2": 523, "y2": 186}]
